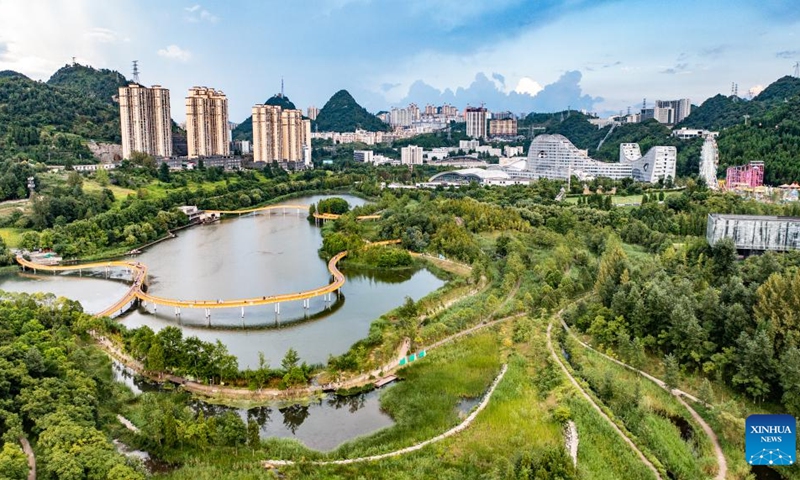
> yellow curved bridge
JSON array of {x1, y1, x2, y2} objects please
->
[
  {"x1": 312, "y1": 213, "x2": 381, "y2": 221},
  {"x1": 15, "y1": 251, "x2": 347, "y2": 318},
  {"x1": 205, "y1": 204, "x2": 309, "y2": 216},
  {"x1": 15, "y1": 256, "x2": 149, "y2": 318},
  {"x1": 15, "y1": 202, "x2": 397, "y2": 319},
  {"x1": 205, "y1": 204, "x2": 380, "y2": 221}
]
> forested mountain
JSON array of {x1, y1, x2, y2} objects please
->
[
  {"x1": 313, "y1": 90, "x2": 389, "y2": 132},
  {"x1": 231, "y1": 94, "x2": 299, "y2": 142},
  {"x1": 669, "y1": 75, "x2": 800, "y2": 184},
  {"x1": 47, "y1": 63, "x2": 128, "y2": 105},
  {"x1": 717, "y1": 94, "x2": 800, "y2": 184},
  {"x1": 0, "y1": 72, "x2": 120, "y2": 168},
  {"x1": 678, "y1": 76, "x2": 800, "y2": 131}
]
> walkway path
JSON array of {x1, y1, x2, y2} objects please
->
[
  {"x1": 263, "y1": 364, "x2": 508, "y2": 468},
  {"x1": 546, "y1": 321, "x2": 663, "y2": 480},
  {"x1": 95, "y1": 268, "x2": 510, "y2": 403},
  {"x1": 15, "y1": 250, "x2": 347, "y2": 315},
  {"x1": 557, "y1": 318, "x2": 726, "y2": 480},
  {"x1": 19, "y1": 437, "x2": 35, "y2": 480}
]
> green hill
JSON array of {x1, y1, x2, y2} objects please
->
[
  {"x1": 677, "y1": 76, "x2": 800, "y2": 131},
  {"x1": 0, "y1": 70, "x2": 29, "y2": 80},
  {"x1": 0, "y1": 70, "x2": 121, "y2": 166},
  {"x1": 753, "y1": 75, "x2": 800, "y2": 103},
  {"x1": 47, "y1": 63, "x2": 128, "y2": 105},
  {"x1": 313, "y1": 90, "x2": 389, "y2": 132},
  {"x1": 717, "y1": 93, "x2": 800, "y2": 184},
  {"x1": 231, "y1": 94, "x2": 299, "y2": 142}
]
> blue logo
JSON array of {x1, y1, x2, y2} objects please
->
[{"x1": 746, "y1": 414, "x2": 796, "y2": 466}]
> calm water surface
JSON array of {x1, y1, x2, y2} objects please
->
[{"x1": 0, "y1": 195, "x2": 444, "y2": 368}]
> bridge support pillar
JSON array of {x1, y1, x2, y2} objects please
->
[
  {"x1": 174, "y1": 306, "x2": 180, "y2": 318},
  {"x1": 275, "y1": 303, "x2": 280, "y2": 314},
  {"x1": 241, "y1": 306, "x2": 245, "y2": 318}
]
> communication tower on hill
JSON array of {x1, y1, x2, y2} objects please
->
[
  {"x1": 794, "y1": 62, "x2": 799, "y2": 78},
  {"x1": 132, "y1": 60, "x2": 140, "y2": 84}
]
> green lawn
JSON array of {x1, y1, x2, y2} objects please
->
[
  {"x1": 564, "y1": 191, "x2": 682, "y2": 206},
  {"x1": 0, "y1": 227, "x2": 25, "y2": 248}
]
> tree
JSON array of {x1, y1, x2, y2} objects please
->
[
  {"x1": 146, "y1": 340, "x2": 166, "y2": 373},
  {"x1": 0, "y1": 443, "x2": 28, "y2": 480},
  {"x1": 594, "y1": 240, "x2": 628, "y2": 306},
  {"x1": 95, "y1": 167, "x2": 110, "y2": 186},
  {"x1": 247, "y1": 419, "x2": 260, "y2": 449},
  {"x1": 754, "y1": 270, "x2": 800, "y2": 353},
  {"x1": 281, "y1": 348, "x2": 300, "y2": 372},
  {"x1": 732, "y1": 327, "x2": 776, "y2": 402},
  {"x1": 158, "y1": 162, "x2": 170, "y2": 182},
  {"x1": 663, "y1": 353, "x2": 680, "y2": 390},
  {"x1": 780, "y1": 347, "x2": 800, "y2": 416}
]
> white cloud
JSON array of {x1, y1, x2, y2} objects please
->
[
  {"x1": 84, "y1": 27, "x2": 118, "y2": 44},
  {"x1": 749, "y1": 84, "x2": 765, "y2": 97},
  {"x1": 515, "y1": 77, "x2": 543, "y2": 96},
  {"x1": 184, "y1": 4, "x2": 218, "y2": 23},
  {"x1": 157, "y1": 44, "x2": 192, "y2": 62}
]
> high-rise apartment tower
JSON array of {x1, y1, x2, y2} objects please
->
[
  {"x1": 185, "y1": 87, "x2": 230, "y2": 158},
  {"x1": 252, "y1": 104, "x2": 311, "y2": 168},
  {"x1": 119, "y1": 84, "x2": 173, "y2": 159}
]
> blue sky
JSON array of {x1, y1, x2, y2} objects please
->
[{"x1": 0, "y1": 0, "x2": 798, "y2": 122}]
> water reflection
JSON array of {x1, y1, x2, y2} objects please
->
[
  {"x1": 0, "y1": 195, "x2": 445, "y2": 368},
  {"x1": 187, "y1": 389, "x2": 394, "y2": 450}
]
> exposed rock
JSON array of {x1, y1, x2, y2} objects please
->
[{"x1": 87, "y1": 141, "x2": 122, "y2": 164}]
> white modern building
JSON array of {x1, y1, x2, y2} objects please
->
[
  {"x1": 427, "y1": 168, "x2": 530, "y2": 187},
  {"x1": 521, "y1": 134, "x2": 675, "y2": 183},
  {"x1": 353, "y1": 150, "x2": 374, "y2": 163},
  {"x1": 672, "y1": 128, "x2": 719, "y2": 139},
  {"x1": 401, "y1": 145, "x2": 423, "y2": 165}
]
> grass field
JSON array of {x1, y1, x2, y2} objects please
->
[
  {"x1": 564, "y1": 191, "x2": 682, "y2": 206},
  {"x1": 0, "y1": 227, "x2": 25, "y2": 247},
  {"x1": 82, "y1": 179, "x2": 136, "y2": 204}
]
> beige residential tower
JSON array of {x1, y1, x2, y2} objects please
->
[{"x1": 118, "y1": 84, "x2": 173, "y2": 159}]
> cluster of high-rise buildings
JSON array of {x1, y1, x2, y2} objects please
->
[
  {"x1": 378, "y1": 103, "x2": 461, "y2": 129},
  {"x1": 465, "y1": 107, "x2": 518, "y2": 139},
  {"x1": 613, "y1": 98, "x2": 692, "y2": 125},
  {"x1": 119, "y1": 83, "x2": 310, "y2": 169},
  {"x1": 251, "y1": 102, "x2": 311, "y2": 168}
]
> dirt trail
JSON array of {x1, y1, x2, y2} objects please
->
[{"x1": 558, "y1": 318, "x2": 727, "y2": 480}]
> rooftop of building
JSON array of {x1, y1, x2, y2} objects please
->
[{"x1": 709, "y1": 213, "x2": 800, "y2": 222}]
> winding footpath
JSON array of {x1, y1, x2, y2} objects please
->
[
  {"x1": 19, "y1": 437, "x2": 35, "y2": 480},
  {"x1": 557, "y1": 318, "x2": 727, "y2": 480},
  {"x1": 263, "y1": 364, "x2": 508, "y2": 468},
  {"x1": 546, "y1": 321, "x2": 663, "y2": 480}
]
